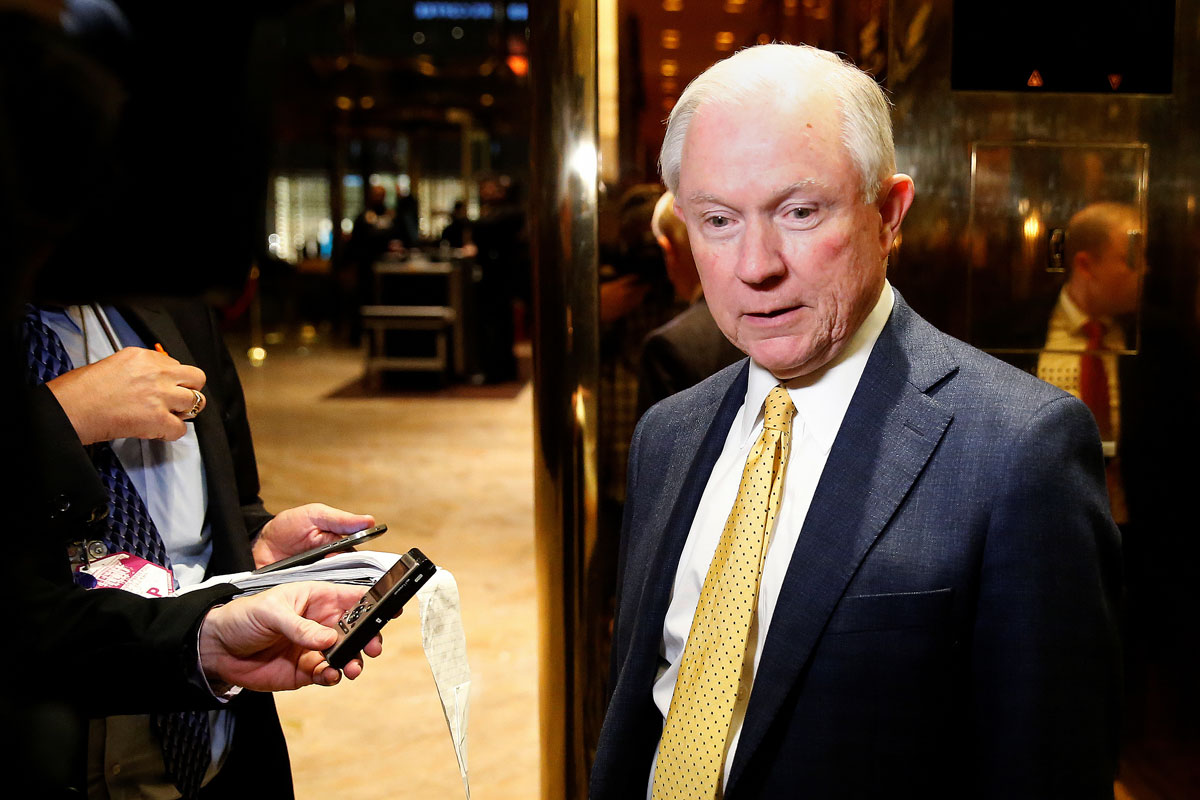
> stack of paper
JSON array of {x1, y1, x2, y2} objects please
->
[{"x1": 179, "y1": 550, "x2": 401, "y2": 596}]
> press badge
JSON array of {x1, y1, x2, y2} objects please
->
[{"x1": 74, "y1": 552, "x2": 174, "y2": 597}]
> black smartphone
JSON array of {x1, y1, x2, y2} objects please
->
[
  {"x1": 324, "y1": 547, "x2": 436, "y2": 670},
  {"x1": 251, "y1": 524, "x2": 388, "y2": 575}
]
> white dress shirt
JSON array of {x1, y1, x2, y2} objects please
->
[
  {"x1": 1036, "y1": 289, "x2": 1124, "y2": 448},
  {"x1": 647, "y1": 281, "x2": 895, "y2": 796}
]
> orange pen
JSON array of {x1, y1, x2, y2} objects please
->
[{"x1": 154, "y1": 343, "x2": 168, "y2": 356}]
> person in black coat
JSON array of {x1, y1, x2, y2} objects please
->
[{"x1": 637, "y1": 190, "x2": 744, "y2": 416}]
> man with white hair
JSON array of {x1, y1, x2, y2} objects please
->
[
  {"x1": 637, "y1": 190, "x2": 743, "y2": 415},
  {"x1": 592, "y1": 44, "x2": 1120, "y2": 799}
]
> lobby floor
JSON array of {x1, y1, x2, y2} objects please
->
[{"x1": 233, "y1": 337, "x2": 538, "y2": 800}]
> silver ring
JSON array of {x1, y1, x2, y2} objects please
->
[{"x1": 182, "y1": 389, "x2": 205, "y2": 420}]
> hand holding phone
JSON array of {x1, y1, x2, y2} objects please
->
[
  {"x1": 324, "y1": 548, "x2": 436, "y2": 669},
  {"x1": 252, "y1": 524, "x2": 388, "y2": 575}
]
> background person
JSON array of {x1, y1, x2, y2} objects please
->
[
  {"x1": 636, "y1": 190, "x2": 744, "y2": 416},
  {"x1": 2, "y1": 5, "x2": 379, "y2": 798},
  {"x1": 999, "y1": 200, "x2": 1200, "y2": 751}
]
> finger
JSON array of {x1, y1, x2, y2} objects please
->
[
  {"x1": 173, "y1": 387, "x2": 206, "y2": 419},
  {"x1": 342, "y1": 658, "x2": 365, "y2": 680},
  {"x1": 172, "y1": 364, "x2": 208, "y2": 390},
  {"x1": 309, "y1": 531, "x2": 346, "y2": 550},
  {"x1": 189, "y1": 390, "x2": 206, "y2": 416},
  {"x1": 156, "y1": 413, "x2": 190, "y2": 442},
  {"x1": 311, "y1": 505, "x2": 376, "y2": 535},
  {"x1": 363, "y1": 635, "x2": 383, "y2": 659},
  {"x1": 314, "y1": 663, "x2": 343, "y2": 687},
  {"x1": 312, "y1": 581, "x2": 375, "y2": 609},
  {"x1": 283, "y1": 613, "x2": 340, "y2": 651}
]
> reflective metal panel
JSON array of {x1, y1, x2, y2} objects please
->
[
  {"x1": 888, "y1": 0, "x2": 1200, "y2": 791},
  {"x1": 887, "y1": 0, "x2": 1199, "y2": 336},
  {"x1": 965, "y1": 141, "x2": 1149, "y2": 352},
  {"x1": 529, "y1": 2, "x2": 601, "y2": 798}
]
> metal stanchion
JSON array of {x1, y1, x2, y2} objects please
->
[{"x1": 529, "y1": 1, "x2": 600, "y2": 798}]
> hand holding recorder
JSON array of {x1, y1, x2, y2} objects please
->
[
  {"x1": 324, "y1": 548, "x2": 436, "y2": 669},
  {"x1": 200, "y1": 580, "x2": 385, "y2": 691}
]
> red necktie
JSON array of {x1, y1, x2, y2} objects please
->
[{"x1": 1080, "y1": 319, "x2": 1112, "y2": 440}]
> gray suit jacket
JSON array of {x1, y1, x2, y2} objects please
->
[{"x1": 592, "y1": 293, "x2": 1121, "y2": 799}]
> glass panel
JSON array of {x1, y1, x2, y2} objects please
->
[
  {"x1": 268, "y1": 172, "x2": 333, "y2": 262},
  {"x1": 966, "y1": 141, "x2": 1148, "y2": 357}
]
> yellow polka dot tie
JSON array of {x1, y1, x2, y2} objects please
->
[{"x1": 652, "y1": 385, "x2": 796, "y2": 800}]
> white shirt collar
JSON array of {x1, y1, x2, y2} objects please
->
[
  {"x1": 1058, "y1": 288, "x2": 1090, "y2": 333},
  {"x1": 742, "y1": 280, "x2": 895, "y2": 453},
  {"x1": 1057, "y1": 287, "x2": 1116, "y2": 334}
]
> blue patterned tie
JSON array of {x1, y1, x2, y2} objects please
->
[{"x1": 21, "y1": 306, "x2": 212, "y2": 798}]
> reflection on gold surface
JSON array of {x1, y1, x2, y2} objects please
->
[
  {"x1": 530, "y1": 0, "x2": 601, "y2": 795},
  {"x1": 1022, "y1": 209, "x2": 1041, "y2": 242},
  {"x1": 802, "y1": 0, "x2": 832, "y2": 20},
  {"x1": 964, "y1": 141, "x2": 1149, "y2": 351}
]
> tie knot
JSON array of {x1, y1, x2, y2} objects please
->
[
  {"x1": 763, "y1": 385, "x2": 795, "y2": 431},
  {"x1": 1083, "y1": 318, "x2": 1106, "y2": 348}
]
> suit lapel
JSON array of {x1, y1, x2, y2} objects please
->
[
  {"x1": 117, "y1": 302, "x2": 221, "y2": 459},
  {"x1": 599, "y1": 362, "x2": 749, "y2": 793},
  {"x1": 117, "y1": 301, "x2": 248, "y2": 575},
  {"x1": 121, "y1": 301, "x2": 195, "y2": 368},
  {"x1": 726, "y1": 297, "x2": 957, "y2": 792},
  {"x1": 630, "y1": 361, "x2": 749, "y2": 648}
]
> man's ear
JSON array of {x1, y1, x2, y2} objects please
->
[
  {"x1": 657, "y1": 234, "x2": 675, "y2": 259},
  {"x1": 1073, "y1": 250, "x2": 1096, "y2": 278},
  {"x1": 877, "y1": 174, "x2": 915, "y2": 251}
]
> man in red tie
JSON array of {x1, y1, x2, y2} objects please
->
[{"x1": 1036, "y1": 202, "x2": 1144, "y2": 520}]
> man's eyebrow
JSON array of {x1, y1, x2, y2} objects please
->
[
  {"x1": 769, "y1": 179, "x2": 824, "y2": 201},
  {"x1": 684, "y1": 180, "x2": 827, "y2": 208},
  {"x1": 684, "y1": 191, "x2": 727, "y2": 207}
]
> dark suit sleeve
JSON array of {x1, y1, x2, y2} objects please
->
[
  {"x1": 24, "y1": 383, "x2": 108, "y2": 547},
  {"x1": 20, "y1": 576, "x2": 240, "y2": 717},
  {"x1": 13, "y1": 323, "x2": 240, "y2": 716},
  {"x1": 971, "y1": 394, "x2": 1122, "y2": 797}
]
